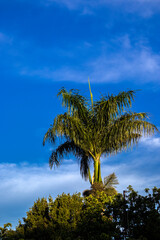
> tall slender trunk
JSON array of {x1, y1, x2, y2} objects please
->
[
  {"x1": 94, "y1": 160, "x2": 98, "y2": 182},
  {"x1": 94, "y1": 157, "x2": 102, "y2": 183},
  {"x1": 98, "y1": 161, "x2": 102, "y2": 183}
]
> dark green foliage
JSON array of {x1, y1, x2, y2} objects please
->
[
  {"x1": 22, "y1": 198, "x2": 51, "y2": 240},
  {"x1": 49, "y1": 193, "x2": 83, "y2": 240},
  {"x1": 77, "y1": 192, "x2": 119, "y2": 240},
  {"x1": 1, "y1": 187, "x2": 160, "y2": 240},
  {"x1": 19, "y1": 193, "x2": 83, "y2": 240},
  {"x1": 0, "y1": 223, "x2": 16, "y2": 240},
  {"x1": 109, "y1": 186, "x2": 160, "y2": 240}
]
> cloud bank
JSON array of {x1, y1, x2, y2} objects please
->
[
  {"x1": 0, "y1": 162, "x2": 89, "y2": 227},
  {"x1": 1, "y1": 136, "x2": 160, "y2": 227}
]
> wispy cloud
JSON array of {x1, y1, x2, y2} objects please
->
[
  {"x1": 20, "y1": 67, "x2": 86, "y2": 83},
  {"x1": 43, "y1": 0, "x2": 160, "y2": 17},
  {"x1": 20, "y1": 37, "x2": 160, "y2": 84},
  {"x1": 88, "y1": 46, "x2": 160, "y2": 83},
  {"x1": 141, "y1": 136, "x2": 160, "y2": 148},
  {"x1": 102, "y1": 160, "x2": 160, "y2": 191},
  {"x1": 0, "y1": 32, "x2": 12, "y2": 44},
  {"x1": 101, "y1": 163, "x2": 160, "y2": 194},
  {"x1": 15, "y1": 0, "x2": 160, "y2": 17}
]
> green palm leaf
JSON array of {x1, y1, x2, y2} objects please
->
[{"x1": 104, "y1": 173, "x2": 119, "y2": 189}]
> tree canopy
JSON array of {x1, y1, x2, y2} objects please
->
[{"x1": 1, "y1": 186, "x2": 160, "y2": 240}]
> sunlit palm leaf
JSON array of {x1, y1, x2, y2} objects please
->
[{"x1": 104, "y1": 173, "x2": 119, "y2": 189}]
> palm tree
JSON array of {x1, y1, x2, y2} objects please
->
[
  {"x1": 43, "y1": 83, "x2": 158, "y2": 185},
  {"x1": 83, "y1": 172, "x2": 119, "y2": 197}
]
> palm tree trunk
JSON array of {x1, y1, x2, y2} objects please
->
[
  {"x1": 94, "y1": 160, "x2": 98, "y2": 182},
  {"x1": 94, "y1": 158, "x2": 102, "y2": 183},
  {"x1": 98, "y1": 161, "x2": 102, "y2": 182}
]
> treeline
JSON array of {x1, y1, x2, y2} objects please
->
[{"x1": 1, "y1": 186, "x2": 160, "y2": 240}]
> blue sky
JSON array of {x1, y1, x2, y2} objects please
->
[{"x1": 0, "y1": 0, "x2": 160, "y2": 228}]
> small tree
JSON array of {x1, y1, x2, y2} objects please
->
[
  {"x1": 0, "y1": 223, "x2": 16, "y2": 240},
  {"x1": 83, "y1": 172, "x2": 119, "y2": 197}
]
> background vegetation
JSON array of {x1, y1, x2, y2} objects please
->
[{"x1": 1, "y1": 186, "x2": 160, "y2": 240}]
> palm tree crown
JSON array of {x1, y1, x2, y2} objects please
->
[{"x1": 43, "y1": 85, "x2": 158, "y2": 184}]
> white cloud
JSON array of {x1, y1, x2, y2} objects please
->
[
  {"x1": 0, "y1": 162, "x2": 89, "y2": 205},
  {"x1": 20, "y1": 67, "x2": 87, "y2": 83},
  {"x1": 101, "y1": 161, "x2": 160, "y2": 193},
  {"x1": 141, "y1": 136, "x2": 160, "y2": 147},
  {"x1": 0, "y1": 162, "x2": 89, "y2": 227},
  {"x1": 20, "y1": 39, "x2": 160, "y2": 84},
  {"x1": 88, "y1": 47, "x2": 160, "y2": 83},
  {"x1": 0, "y1": 159, "x2": 158, "y2": 204}
]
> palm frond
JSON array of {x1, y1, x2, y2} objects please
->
[
  {"x1": 100, "y1": 112, "x2": 158, "y2": 155},
  {"x1": 43, "y1": 128, "x2": 56, "y2": 146},
  {"x1": 80, "y1": 152, "x2": 91, "y2": 180},
  {"x1": 49, "y1": 141, "x2": 76, "y2": 168},
  {"x1": 110, "y1": 112, "x2": 158, "y2": 138},
  {"x1": 49, "y1": 140, "x2": 91, "y2": 179},
  {"x1": 93, "y1": 90, "x2": 136, "y2": 128},
  {"x1": 57, "y1": 88, "x2": 89, "y2": 119},
  {"x1": 104, "y1": 173, "x2": 119, "y2": 189},
  {"x1": 43, "y1": 112, "x2": 89, "y2": 147}
]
